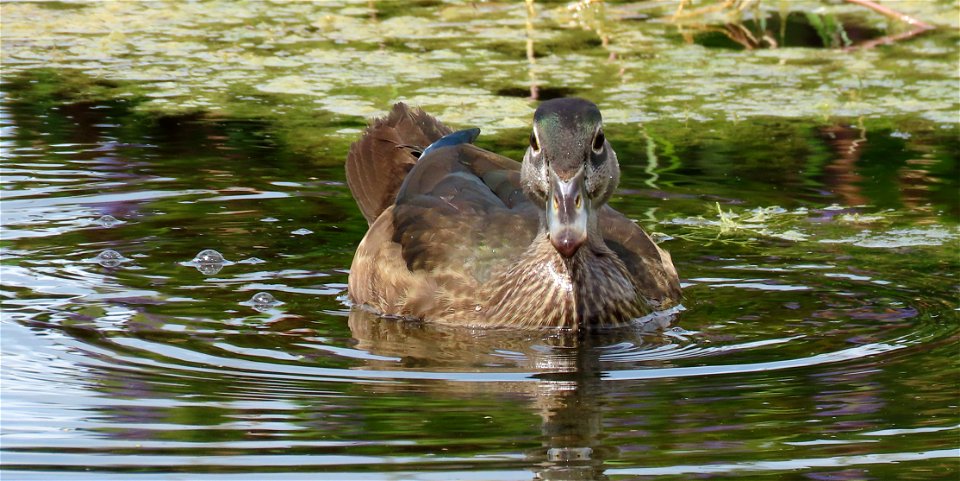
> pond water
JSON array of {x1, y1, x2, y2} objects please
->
[{"x1": 1, "y1": 1, "x2": 958, "y2": 480}]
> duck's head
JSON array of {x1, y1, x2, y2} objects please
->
[{"x1": 521, "y1": 98, "x2": 620, "y2": 258}]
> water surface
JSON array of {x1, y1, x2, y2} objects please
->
[{"x1": 1, "y1": 1, "x2": 958, "y2": 480}]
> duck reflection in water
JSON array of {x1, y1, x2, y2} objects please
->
[{"x1": 348, "y1": 308, "x2": 676, "y2": 480}]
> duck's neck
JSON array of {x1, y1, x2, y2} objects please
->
[{"x1": 483, "y1": 229, "x2": 642, "y2": 330}]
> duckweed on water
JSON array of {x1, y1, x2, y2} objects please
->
[{"x1": 1, "y1": 0, "x2": 957, "y2": 147}]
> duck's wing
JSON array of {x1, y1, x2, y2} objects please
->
[
  {"x1": 599, "y1": 207, "x2": 682, "y2": 307},
  {"x1": 392, "y1": 143, "x2": 539, "y2": 284},
  {"x1": 346, "y1": 103, "x2": 453, "y2": 225}
]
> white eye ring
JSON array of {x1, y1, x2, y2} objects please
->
[
  {"x1": 530, "y1": 130, "x2": 541, "y2": 154},
  {"x1": 591, "y1": 129, "x2": 605, "y2": 154}
]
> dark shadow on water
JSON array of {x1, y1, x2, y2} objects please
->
[
  {"x1": 496, "y1": 86, "x2": 577, "y2": 101},
  {"x1": 688, "y1": 11, "x2": 887, "y2": 50}
]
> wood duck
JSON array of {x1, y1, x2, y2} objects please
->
[{"x1": 346, "y1": 98, "x2": 680, "y2": 330}]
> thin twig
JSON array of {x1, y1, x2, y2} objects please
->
[
  {"x1": 843, "y1": 0, "x2": 935, "y2": 51},
  {"x1": 671, "y1": 0, "x2": 691, "y2": 21},
  {"x1": 846, "y1": 26, "x2": 935, "y2": 51},
  {"x1": 845, "y1": 0, "x2": 932, "y2": 28},
  {"x1": 525, "y1": 0, "x2": 539, "y2": 100}
]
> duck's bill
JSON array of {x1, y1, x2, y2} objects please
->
[{"x1": 547, "y1": 168, "x2": 588, "y2": 258}]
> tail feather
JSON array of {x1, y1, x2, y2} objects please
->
[{"x1": 346, "y1": 103, "x2": 452, "y2": 224}]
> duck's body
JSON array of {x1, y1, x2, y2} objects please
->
[{"x1": 346, "y1": 100, "x2": 680, "y2": 330}]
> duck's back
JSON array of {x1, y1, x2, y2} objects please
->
[
  {"x1": 346, "y1": 104, "x2": 539, "y2": 321},
  {"x1": 391, "y1": 142, "x2": 540, "y2": 283}
]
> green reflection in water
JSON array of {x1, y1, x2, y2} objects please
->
[{"x1": 1, "y1": 1, "x2": 958, "y2": 479}]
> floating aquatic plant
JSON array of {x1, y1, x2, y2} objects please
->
[
  {"x1": 662, "y1": 203, "x2": 806, "y2": 246},
  {"x1": 659, "y1": 202, "x2": 952, "y2": 249}
]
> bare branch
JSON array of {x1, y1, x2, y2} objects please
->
[{"x1": 843, "y1": 0, "x2": 935, "y2": 51}]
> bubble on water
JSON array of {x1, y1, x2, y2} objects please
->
[
  {"x1": 291, "y1": 228, "x2": 313, "y2": 236},
  {"x1": 237, "y1": 257, "x2": 266, "y2": 265},
  {"x1": 250, "y1": 292, "x2": 275, "y2": 304},
  {"x1": 196, "y1": 263, "x2": 222, "y2": 275},
  {"x1": 193, "y1": 249, "x2": 224, "y2": 264},
  {"x1": 240, "y1": 291, "x2": 284, "y2": 312},
  {"x1": 94, "y1": 249, "x2": 128, "y2": 268},
  {"x1": 249, "y1": 292, "x2": 282, "y2": 312},
  {"x1": 97, "y1": 215, "x2": 123, "y2": 228},
  {"x1": 182, "y1": 249, "x2": 233, "y2": 275},
  {"x1": 261, "y1": 217, "x2": 279, "y2": 222}
]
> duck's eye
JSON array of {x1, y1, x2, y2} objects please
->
[
  {"x1": 574, "y1": 194, "x2": 582, "y2": 209},
  {"x1": 530, "y1": 131, "x2": 540, "y2": 153},
  {"x1": 592, "y1": 130, "x2": 605, "y2": 153}
]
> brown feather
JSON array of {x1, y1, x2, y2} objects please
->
[
  {"x1": 345, "y1": 103, "x2": 453, "y2": 225},
  {"x1": 599, "y1": 206, "x2": 682, "y2": 308},
  {"x1": 392, "y1": 144, "x2": 539, "y2": 279}
]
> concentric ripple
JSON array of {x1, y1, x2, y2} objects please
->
[{"x1": 2, "y1": 92, "x2": 958, "y2": 480}]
